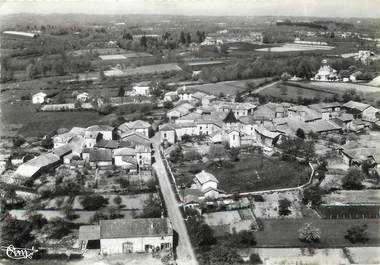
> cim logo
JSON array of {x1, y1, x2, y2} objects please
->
[{"x1": 1, "y1": 245, "x2": 38, "y2": 260}]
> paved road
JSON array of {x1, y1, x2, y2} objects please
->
[{"x1": 152, "y1": 134, "x2": 198, "y2": 265}]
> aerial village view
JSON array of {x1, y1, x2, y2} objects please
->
[{"x1": 0, "y1": 0, "x2": 380, "y2": 265}]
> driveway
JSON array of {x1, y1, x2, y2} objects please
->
[{"x1": 152, "y1": 134, "x2": 198, "y2": 265}]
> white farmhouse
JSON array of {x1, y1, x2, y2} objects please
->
[
  {"x1": 76, "y1": 92, "x2": 89, "y2": 102},
  {"x1": 32, "y1": 92, "x2": 47, "y2": 104},
  {"x1": 79, "y1": 218, "x2": 173, "y2": 255}
]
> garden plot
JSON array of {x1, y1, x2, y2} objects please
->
[
  {"x1": 71, "y1": 193, "x2": 157, "y2": 210},
  {"x1": 255, "y1": 43, "x2": 334, "y2": 52},
  {"x1": 252, "y1": 190, "x2": 304, "y2": 219},
  {"x1": 346, "y1": 247, "x2": 380, "y2": 264}
]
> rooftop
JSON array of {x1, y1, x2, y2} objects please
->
[
  {"x1": 195, "y1": 170, "x2": 219, "y2": 184},
  {"x1": 100, "y1": 218, "x2": 172, "y2": 239}
]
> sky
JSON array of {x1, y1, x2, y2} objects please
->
[{"x1": 0, "y1": 0, "x2": 380, "y2": 18}]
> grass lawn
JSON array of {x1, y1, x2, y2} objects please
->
[
  {"x1": 255, "y1": 219, "x2": 380, "y2": 247},
  {"x1": 173, "y1": 152, "x2": 311, "y2": 193}
]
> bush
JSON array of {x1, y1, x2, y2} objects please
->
[
  {"x1": 298, "y1": 223, "x2": 321, "y2": 243},
  {"x1": 345, "y1": 224, "x2": 369, "y2": 244},
  {"x1": 250, "y1": 253, "x2": 262, "y2": 264},
  {"x1": 253, "y1": 195, "x2": 265, "y2": 202},
  {"x1": 278, "y1": 198, "x2": 292, "y2": 216},
  {"x1": 342, "y1": 168, "x2": 365, "y2": 190},
  {"x1": 80, "y1": 194, "x2": 108, "y2": 210}
]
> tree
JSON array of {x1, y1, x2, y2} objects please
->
[
  {"x1": 80, "y1": 194, "x2": 109, "y2": 210},
  {"x1": 29, "y1": 213, "x2": 48, "y2": 230},
  {"x1": 296, "y1": 128, "x2": 306, "y2": 140},
  {"x1": 1, "y1": 214, "x2": 35, "y2": 246},
  {"x1": 163, "y1": 101, "x2": 174, "y2": 109},
  {"x1": 302, "y1": 186, "x2": 323, "y2": 207},
  {"x1": 345, "y1": 225, "x2": 369, "y2": 243},
  {"x1": 118, "y1": 86, "x2": 125, "y2": 97},
  {"x1": 99, "y1": 69, "x2": 106, "y2": 81},
  {"x1": 342, "y1": 168, "x2": 365, "y2": 190},
  {"x1": 249, "y1": 253, "x2": 262, "y2": 264},
  {"x1": 278, "y1": 198, "x2": 292, "y2": 216},
  {"x1": 113, "y1": 195, "x2": 123, "y2": 209},
  {"x1": 230, "y1": 230, "x2": 257, "y2": 246},
  {"x1": 26, "y1": 63, "x2": 37, "y2": 80},
  {"x1": 196, "y1": 223, "x2": 216, "y2": 246},
  {"x1": 140, "y1": 194, "x2": 162, "y2": 218},
  {"x1": 186, "y1": 32, "x2": 192, "y2": 45},
  {"x1": 169, "y1": 146, "x2": 183, "y2": 163},
  {"x1": 199, "y1": 245, "x2": 242, "y2": 265},
  {"x1": 42, "y1": 217, "x2": 70, "y2": 239},
  {"x1": 281, "y1": 72, "x2": 291, "y2": 81},
  {"x1": 298, "y1": 223, "x2": 321, "y2": 243},
  {"x1": 140, "y1": 35, "x2": 148, "y2": 47},
  {"x1": 180, "y1": 31, "x2": 186, "y2": 45},
  {"x1": 229, "y1": 148, "x2": 240, "y2": 162},
  {"x1": 234, "y1": 93, "x2": 243, "y2": 103}
]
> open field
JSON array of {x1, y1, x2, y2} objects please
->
[
  {"x1": 172, "y1": 151, "x2": 311, "y2": 193},
  {"x1": 306, "y1": 81, "x2": 380, "y2": 94},
  {"x1": 255, "y1": 43, "x2": 335, "y2": 52},
  {"x1": 258, "y1": 81, "x2": 336, "y2": 101},
  {"x1": 187, "y1": 77, "x2": 276, "y2": 96},
  {"x1": 0, "y1": 101, "x2": 106, "y2": 137},
  {"x1": 255, "y1": 219, "x2": 380, "y2": 247}
]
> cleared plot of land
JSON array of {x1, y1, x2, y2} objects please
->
[
  {"x1": 173, "y1": 152, "x2": 311, "y2": 193},
  {"x1": 255, "y1": 43, "x2": 334, "y2": 52},
  {"x1": 255, "y1": 219, "x2": 380, "y2": 247}
]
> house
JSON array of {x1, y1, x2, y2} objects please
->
[
  {"x1": 178, "y1": 86, "x2": 192, "y2": 101},
  {"x1": 313, "y1": 59, "x2": 338, "y2": 81},
  {"x1": 132, "y1": 81, "x2": 151, "y2": 96},
  {"x1": 79, "y1": 218, "x2": 173, "y2": 254},
  {"x1": 14, "y1": 153, "x2": 61, "y2": 183},
  {"x1": 343, "y1": 101, "x2": 379, "y2": 122},
  {"x1": 84, "y1": 131, "x2": 102, "y2": 148},
  {"x1": 53, "y1": 132, "x2": 75, "y2": 148},
  {"x1": 159, "y1": 124, "x2": 176, "y2": 144},
  {"x1": 287, "y1": 105, "x2": 321, "y2": 122},
  {"x1": 77, "y1": 92, "x2": 89, "y2": 102},
  {"x1": 164, "y1": 91, "x2": 178, "y2": 102},
  {"x1": 194, "y1": 170, "x2": 219, "y2": 192},
  {"x1": 89, "y1": 149, "x2": 113, "y2": 167},
  {"x1": 218, "y1": 102, "x2": 256, "y2": 117},
  {"x1": 227, "y1": 129, "x2": 241, "y2": 148},
  {"x1": 118, "y1": 120, "x2": 151, "y2": 137},
  {"x1": 32, "y1": 92, "x2": 47, "y2": 104},
  {"x1": 135, "y1": 145, "x2": 152, "y2": 168},
  {"x1": 52, "y1": 144, "x2": 73, "y2": 159},
  {"x1": 349, "y1": 71, "x2": 363, "y2": 82},
  {"x1": 167, "y1": 103, "x2": 195, "y2": 120},
  {"x1": 120, "y1": 131, "x2": 150, "y2": 147},
  {"x1": 113, "y1": 147, "x2": 136, "y2": 168},
  {"x1": 255, "y1": 126, "x2": 281, "y2": 147},
  {"x1": 309, "y1": 102, "x2": 341, "y2": 120},
  {"x1": 86, "y1": 125, "x2": 114, "y2": 141}
]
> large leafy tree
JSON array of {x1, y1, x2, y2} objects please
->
[
  {"x1": 80, "y1": 194, "x2": 109, "y2": 210},
  {"x1": 342, "y1": 168, "x2": 365, "y2": 190},
  {"x1": 345, "y1": 225, "x2": 369, "y2": 244}
]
